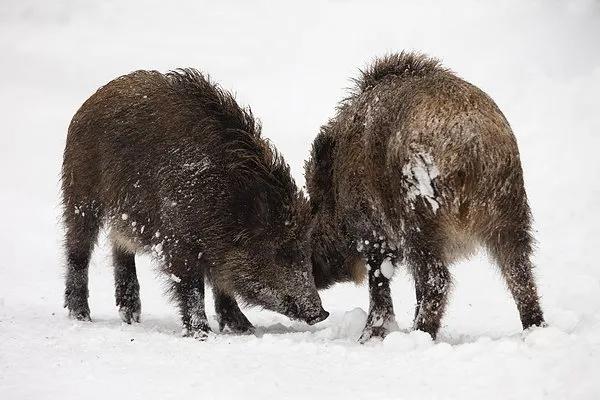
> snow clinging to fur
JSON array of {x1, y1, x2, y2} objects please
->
[
  {"x1": 380, "y1": 258, "x2": 395, "y2": 279},
  {"x1": 402, "y1": 151, "x2": 440, "y2": 213}
]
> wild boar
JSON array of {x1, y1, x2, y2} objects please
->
[
  {"x1": 305, "y1": 52, "x2": 544, "y2": 342},
  {"x1": 61, "y1": 69, "x2": 328, "y2": 339}
]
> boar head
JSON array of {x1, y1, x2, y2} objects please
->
[{"x1": 226, "y1": 177, "x2": 328, "y2": 325}]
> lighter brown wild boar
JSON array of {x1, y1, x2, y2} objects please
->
[
  {"x1": 306, "y1": 52, "x2": 545, "y2": 342},
  {"x1": 61, "y1": 69, "x2": 327, "y2": 339}
]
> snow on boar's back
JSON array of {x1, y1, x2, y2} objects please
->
[
  {"x1": 305, "y1": 52, "x2": 544, "y2": 342},
  {"x1": 61, "y1": 69, "x2": 327, "y2": 339}
]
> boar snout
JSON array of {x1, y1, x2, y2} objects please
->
[
  {"x1": 304, "y1": 308, "x2": 329, "y2": 325},
  {"x1": 283, "y1": 293, "x2": 329, "y2": 325}
]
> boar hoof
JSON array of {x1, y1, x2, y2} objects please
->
[
  {"x1": 358, "y1": 318, "x2": 398, "y2": 344},
  {"x1": 223, "y1": 321, "x2": 255, "y2": 335},
  {"x1": 358, "y1": 326, "x2": 388, "y2": 343},
  {"x1": 524, "y1": 320, "x2": 548, "y2": 331},
  {"x1": 118, "y1": 305, "x2": 141, "y2": 324},
  {"x1": 182, "y1": 326, "x2": 211, "y2": 341},
  {"x1": 68, "y1": 307, "x2": 91, "y2": 322},
  {"x1": 218, "y1": 315, "x2": 255, "y2": 335}
]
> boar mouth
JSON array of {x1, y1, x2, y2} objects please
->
[{"x1": 304, "y1": 309, "x2": 329, "y2": 325}]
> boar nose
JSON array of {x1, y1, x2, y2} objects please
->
[{"x1": 305, "y1": 307, "x2": 329, "y2": 325}]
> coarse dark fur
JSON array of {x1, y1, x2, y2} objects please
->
[
  {"x1": 61, "y1": 69, "x2": 328, "y2": 339},
  {"x1": 306, "y1": 52, "x2": 545, "y2": 342}
]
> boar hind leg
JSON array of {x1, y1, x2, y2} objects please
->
[
  {"x1": 409, "y1": 243, "x2": 451, "y2": 339},
  {"x1": 213, "y1": 287, "x2": 254, "y2": 334},
  {"x1": 173, "y1": 271, "x2": 210, "y2": 340},
  {"x1": 63, "y1": 205, "x2": 101, "y2": 321},
  {"x1": 487, "y1": 225, "x2": 544, "y2": 330},
  {"x1": 359, "y1": 255, "x2": 397, "y2": 343},
  {"x1": 113, "y1": 246, "x2": 141, "y2": 324}
]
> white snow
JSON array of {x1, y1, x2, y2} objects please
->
[
  {"x1": 384, "y1": 330, "x2": 433, "y2": 352},
  {"x1": 1, "y1": 1, "x2": 600, "y2": 399}
]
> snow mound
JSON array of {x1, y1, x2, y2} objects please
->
[
  {"x1": 384, "y1": 330, "x2": 434, "y2": 351},
  {"x1": 524, "y1": 326, "x2": 571, "y2": 348}
]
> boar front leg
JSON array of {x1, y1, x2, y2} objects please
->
[
  {"x1": 358, "y1": 254, "x2": 397, "y2": 343},
  {"x1": 213, "y1": 286, "x2": 254, "y2": 334},
  {"x1": 63, "y1": 203, "x2": 101, "y2": 322},
  {"x1": 173, "y1": 270, "x2": 211, "y2": 340}
]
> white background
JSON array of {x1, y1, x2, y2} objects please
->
[{"x1": 1, "y1": 1, "x2": 599, "y2": 399}]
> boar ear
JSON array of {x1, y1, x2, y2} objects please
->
[{"x1": 306, "y1": 130, "x2": 336, "y2": 213}]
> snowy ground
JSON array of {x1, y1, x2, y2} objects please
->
[{"x1": 1, "y1": 1, "x2": 600, "y2": 399}]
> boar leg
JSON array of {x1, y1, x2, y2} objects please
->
[
  {"x1": 358, "y1": 255, "x2": 397, "y2": 343},
  {"x1": 213, "y1": 287, "x2": 254, "y2": 334},
  {"x1": 487, "y1": 227, "x2": 545, "y2": 330},
  {"x1": 173, "y1": 271, "x2": 210, "y2": 339},
  {"x1": 113, "y1": 246, "x2": 141, "y2": 324},
  {"x1": 63, "y1": 204, "x2": 101, "y2": 321},
  {"x1": 414, "y1": 284, "x2": 423, "y2": 322},
  {"x1": 410, "y1": 251, "x2": 451, "y2": 339}
]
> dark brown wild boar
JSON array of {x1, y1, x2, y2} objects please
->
[
  {"x1": 61, "y1": 69, "x2": 328, "y2": 339},
  {"x1": 305, "y1": 52, "x2": 544, "y2": 342}
]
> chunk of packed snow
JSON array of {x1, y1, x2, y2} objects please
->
[
  {"x1": 326, "y1": 308, "x2": 368, "y2": 340},
  {"x1": 380, "y1": 258, "x2": 395, "y2": 279}
]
